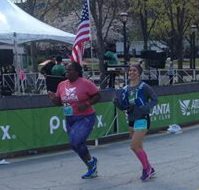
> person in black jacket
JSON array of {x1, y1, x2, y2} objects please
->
[{"x1": 40, "y1": 56, "x2": 56, "y2": 92}]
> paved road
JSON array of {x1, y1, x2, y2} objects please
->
[{"x1": 1, "y1": 125, "x2": 199, "y2": 190}]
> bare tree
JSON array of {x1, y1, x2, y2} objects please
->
[
  {"x1": 153, "y1": 0, "x2": 198, "y2": 69},
  {"x1": 128, "y1": 0, "x2": 159, "y2": 50},
  {"x1": 89, "y1": 0, "x2": 120, "y2": 88}
]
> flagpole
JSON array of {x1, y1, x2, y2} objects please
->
[{"x1": 87, "y1": 0, "x2": 94, "y2": 77}]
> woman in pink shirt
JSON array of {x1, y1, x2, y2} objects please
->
[{"x1": 48, "y1": 62, "x2": 100, "y2": 179}]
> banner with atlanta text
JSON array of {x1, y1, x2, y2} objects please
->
[{"x1": 0, "y1": 92, "x2": 198, "y2": 154}]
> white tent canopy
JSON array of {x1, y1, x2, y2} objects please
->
[{"x1": 0, "y1": 0, "x2": 75, "y2": 45}]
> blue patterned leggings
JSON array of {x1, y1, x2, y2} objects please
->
[{"x1": 66, "y1": 114, "x2": 96, "y2": 161}]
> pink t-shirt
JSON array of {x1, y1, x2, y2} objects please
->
[{"x1": 55, "y1": 77, "x2": 99, "y2": 116}]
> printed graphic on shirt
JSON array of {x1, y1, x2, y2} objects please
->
[{"x1": 64, "y1": 87, "x2": 78, "y2": 101}]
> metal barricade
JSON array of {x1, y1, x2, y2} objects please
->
[
  {"x1": 1, "y1": 69, "x2": 199, "y2": 95},
  {"x1": 2, "y1": 73, "x2": 47, "y2": 95}
]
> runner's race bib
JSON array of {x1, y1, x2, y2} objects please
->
[
  {"x1": 63, "y1": 105, "x2": 73, "y2": 116},
  {"x1": 134, "y1": 119, "x2": 147, "y2": 131}
]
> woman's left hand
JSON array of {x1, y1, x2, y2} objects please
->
[
  {"x1": 139, "y1": 105, "x2": 150, "y2": 114},
  {"x1": 78, "y1": 102, "x2": 90, "y2": 112}
]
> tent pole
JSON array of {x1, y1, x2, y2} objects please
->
[{"x1": 13, "y1": 32, "x2": 21, "y2": 95}]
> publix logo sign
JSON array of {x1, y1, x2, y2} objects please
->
[
  {"x1": 150, "y1": 103, "x2": 171, "y2": 121},
  {"x1": 179, "y1": 99, "x2": 199, "y2": 116},
  {"x1": 50, "y1": 115, "x2": 106, "y2": 134},
  {"x1": 0, "y1": 125, "x2": 16, "y2": 141}
]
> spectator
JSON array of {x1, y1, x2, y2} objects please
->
[
  {"x1": 51, "y1": 56, "x2": 66, "y2": 77},
  {"x1": 47, "y1": 56, "x2": 66, "y2": 92},
  {"x1": 40, "y1": 56, "x2": 55, "y2": 76},
  {"x1": 104, "y1": 43, "x2": 119, "y2": 66},
  {"x1": 167, "y1": 58, "x2": 174, "y2": 85},
  {"x1": 104, "y1": 43, "x2": 120, "y2": 88},
  {"x1": 40, "y1": 56, "x2": 56, "y2": 92}
]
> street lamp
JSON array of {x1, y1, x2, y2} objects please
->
[
  {"x1": 191, "y1": 24, "x2": 197, "y2": 69},
  {"x1": 120, "y1": 12, "x2": 128, "y2": 65},
  {"x1": 120, "y1": 12, "x2": 128, "y2": 85}
]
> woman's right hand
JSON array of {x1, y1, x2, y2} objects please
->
[
  {"x1": 48, "y1": 91, "x2": 56, "y2": 100},
  {"x1": 48, "y1": 91, "x2": 62, "y2": 105}
]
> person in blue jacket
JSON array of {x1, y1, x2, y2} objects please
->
[{"x1": 114, "y1": 63, "x2": 158, "y2": 181}]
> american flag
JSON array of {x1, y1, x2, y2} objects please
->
[{"x1": 71, "y1": 0, "x2": 90, "y2": 64}]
